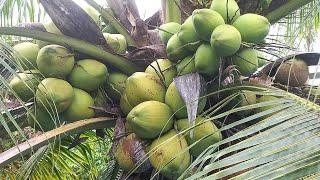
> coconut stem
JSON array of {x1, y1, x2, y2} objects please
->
[
  {"x1": 266, "y1": 0, "x2": 314, "y2": 24},
  {"x1": 0, "y1": 27, "x2": 142, "y2": 75},
  {"x1": 162, "y1": 0, "x2": 182, "y2": 23}
]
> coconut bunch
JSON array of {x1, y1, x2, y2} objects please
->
[{"x1": 161, "y1": 0, "x2": 271, "y2": 78}]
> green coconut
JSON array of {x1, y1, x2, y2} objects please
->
[
  {"x1": 192, "y1": 9, "x2": 225, "y2": 41},
  {"x1": 37, "y1": 45, "x2": 75, "y2": 78},
  {"x1": 258, "y1": 53, "x2": 267, "y2": 67},
  {"x1": 127, "y1": 101, "x2": 174, "y2": 139},
  {"x1": 83, "y1": 6, "x2": 101, "y2": 25},
  {"x1": 175, "y1": 117, "x2": 222, "y2": 157},
  {"x1": 145, "y1": 59, "x2": 177, "y2": 87},
  {"x1": 274, "y1": 58, "x2": 309, "y2": 87},
  {"x1": 36, "y1": 21, "x2": 63, "y2": 48},
  {"x1": 159, "y1": 22, "x2": 181, "y2": 45},
  {"x1": 233, "y1": 13, "x2": 270, "y2": 43},
  {"x1": 103, "y1": 33, "x2": 127, "y2": 54},
  {"x1": 102, "y1": 24, "x2": 118, "y2": 34},
  {"x1": 195, "y1": 43, "x2": 220, "y2": 76},
  {"x1": 176, "y1": 56, "x2": 196, "y2": 76},
  {"x1": 13, "y1": 42, "x2": 40, "y2": 70},
  {"x1": 27, "y1": 107, "x2": 64, "y2": 132},
  {"x1": 177, "y1": 16, "x2": 201, "y2": 51},
  {"x1": 120, "y1": 93, "x2": 134, "y2": 115},
  {"x1": 68, "y1": 59, "x2": 108, "y2": 92},
  {"x1": 165, "y1": 81, "x2": 207, "y2": 119},
  {"x1": 210, "y1": 24, "x2": 241, "y2": 57},
  {"x1": 36, "y1": 78, "x2": 74, "y2": 112},
  {"x1": 149, "y1": 130, "x2": 190, "y2": 179},
  {"x1": 232, "y1": 48, "x2": 259, "y2": 76},
  {"x1": 166, "y1": 33, "x2": 190, "y2": 62},
  {"x1": 210, "y1": 0, "x2": 240, "y2": 23},
  {"x1": 124, "y1": 72, "x2": 166, "y2": 107},
  {"x1": 256, "y1": 95, "x2": 279, "y2": 114},
  {"x1": 234, "y1": 91, "x2": 257, "y2": 116},
  {"x1": 9, "y1": 70, "x2": 43, "y2": 102},
  {"x1": 105, "y1": 72, "x2": 128, "y2": 103},
  {"x1": 62, "y1": 88, "x2": 95, "y2": 122}
]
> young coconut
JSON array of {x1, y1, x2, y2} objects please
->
[
  {"x1": 37, "y1": 45, "x2": 75, "y2": 78},
  {"x1": 177, "y1": 16, "x2": 201, "y2": 51},
  {"x1": 149, "y1": 130, "x2": 191, "y2": 179},
  {"x1": 27, "y1": 107, "x2": 64, "y2": 132},
  {"x1": 120, "y1": 93, "x2": 134, "y2": 115},
  {"x1": 176, "y1": 55, "x2": 197, "y2": 76},
  {"x1": 83, "y1": 6, "x2": 101, "y2": 25},
  {"x1": 233, "y1": 13, "x2": 270, "y2": 43},
  {"x1": 195, "y1": 43, "x2": 220, "y2": 76},
  {"x1": 68, "y1": 59, "x2": 108, "y2": 92},
  {"x1": 103, "y1": 33, "x2": 127, "y2": 54},
  {"x1": 210, "y1": 24, "x2": 242, "y2": 57},
  {"x1": 124, "y1": 72, "x2": 166, "y2": 107},
  {"x1": 159, "y1": 22, "x2": 181, "y2": 45},
  {"x1": 105, "y1": 72, "x2": 128, "y2": 103},
  {"x1": 175, "y1": 117, "x2": 222, "y2": 157},
  {"x1": 36, "y1": 78, "x2": 74, "y2": 113},
  {"x1": 234, "y1": 91, "x2": 257, "y2": 116},
  {"x1": 127, "y1": 101, "x2": 174, "y2": 139},
  {"x1": 9, "y1": 70, "x2": 43, "y2": 102},
  {"x1": 13, "y1": 42, "x2": 40, "y2": 70},
  {"x1": 102, "y1": 24, "x2": 118, "y2": 34},
  {"x1": 256, "y1": 95, "x2": 280, "y2": 115},
  {"x1": 62, "y1": 88, "x2": 95, "y2": 122},
  {"x1": 166, "y1": 33, "x2": 190, "y2": 62},
  {"x1": 274, "y1": 58, "x2": 309, "y2": 87},
  {"x1": 36, "y1": 21, "x2": 63, "y2": 48},
  {"x1": 210, "y1": 0, "x2": 240, "y2": 23},
  {"x1": 165, "y1": 81, "x2": 207, "y2": 119},
  {"x1": 232, "y1": 48, "x2": 259, "y2": 76},
  {"x1": 192, "y1": 9, "x2": 225, "y2": 41},
  {"x1": 145, "y1": 59, "x2": 177, "y2": 87}
]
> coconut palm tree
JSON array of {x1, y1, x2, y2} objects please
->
[{"x1": 1, "y1": 0, "x2": 320, "y2": 179}]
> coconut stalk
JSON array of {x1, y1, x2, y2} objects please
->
[
  {"x1": 0, "y1": 27, "x2": 142, "y2": 74},
  {"x1": 162, "y1": 0, "x2": 182, "y2": 23}
]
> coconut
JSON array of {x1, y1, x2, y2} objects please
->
[
  {"x1": 62, "y1": 88, "x2": 95, "y2": 122},
  {"x1": 177, "y1": 16, "x2": 201, "y2": 51},
  {"x1": 127, "y1": 101, "x2": 174, "y2": 139},
  {"x1": 166, "y1": 33, "x2": 190, "y2": 62},
  {"x1": 159, "y1": 22, "x2": 181, "y2": 45},
  {"x1": 36, "y1": 45, "x2": 75, "y2": 78},
  {"x1": 176, "y1": 55, "x2": 196, "y2": 76},
  {"x1": 192, "y1": 9, "x2": 225, "y2": 41},
  {"x1": 9, "y1": 70, "x2": 43, "y2": 102},
  {"x1": 256, "y1": 95, "x2": 279, "y2": 114},
  {"x1": 195, "y1": 43, "x2": 220, "y2": 76},
  {"x1": 149, "y1": 130, "x2": 190, "y2": 179},
  {"x1": 258, "y1": 53, "x2": 267, "y2": 67},
  {"x1": 145, "y1": 59, "x2": 177, "y2": 87},
  {"x1": 115, "y1": 133, "x2": 151, "y2": 173},
  {"x1": 36, "y1": 21, "x2": 63, "y2": 48},
  {"x1": 210, "y1": 24, "x2": 241, "y2": 57},
  {"x1": 83, "y1": 6, "x2": 101, "y2": 25},
  {"x1": 234, "y1": 91, "x2": 257, "y2": 116},
  {"x1": 175, "y1": 117, "x2": 222, "y2": 157},
  {"x1": 105, "y1": 72, "x2": 128, "y2": 103},
  {"x1": 232, "y1": 48, "x2": 259, "y2": 76},
  {"x1": 102, "y1": 24, "x2": 118, "y2": 34},
  {"x1": 27, "y1": 107, "x2": 64, "y2": 132},
  {"x1": 36, "y1": 78, "x2": 74, "y2": 112},
  {"x1": 165, "y1": 81, "x2": 207, "y2": 119},
  {"x1": 68, "y1": 59, "x2": 108, "y2": 92},
  {"x1": 210, "y1": 0, "x2": 240, "y2": 23},
  {"x1": 13, "y1": 42, "x2": 40, "y2": 70},
  {"x1": 275, "y1": 58, "x2": 309, "y2": 87},
  {"x1": 120, "y1": 93, "x2": 134, "y2": 115},
  {"x1": 124, "y1": 72, "x2": 166, "y2": 107},
  {"x1": 233, "y1": 13, "x2": 270, "y2": 43},
  {"x1": 103, "y1": 33, "x2": 127, "y2": 54}
]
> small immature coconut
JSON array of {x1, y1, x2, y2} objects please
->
[
  {"x1": 210, "y1": 24, "x2": 241, "y2": 57},
  {"x1": 83, "y1": 6, "x2": 101, "y2": 25},
  {"x1": 256, "y1": 95, "x2": 279, "y2": 114},
  {"x1": 175, "y1": 117, "x2": 222, "y2": 157},
  {"x1": 192, "y1": 9, "x2": 225, "y2": 41},
  {"x1": 36, "y1": 21, "x2": 63, "y2": 48},
  {"x1": 232, "y1": 48, "x2": 259, "y2": 76},
  {"x1": 105, "y1": 72, "x2": 128, "y2": 103},
  {"x1": 124, "y1": 72, "x2": 166, "y2": 107},
  {"x1": 233, "y1": 13, "x2": 270, "y2": 43},
  {"x1": 62, "y1": 88, "x2": 95, "y2": 122},
  {"x1": 149, "y1": 130, "x2": 190, "y2": 179},
  {"x1": 13, "y1": 42, "x2": 40, "y2": 70},
  {"x1": 274, "y1": 58, "x2": 309, "y2": 87},
  {"x1": 37, "y1": 45, "x2": 75, "y2": 78},
  {"x1": 103, "y1": 33, "x2": 127, "y2": 54},
  {"x1": 165, "y1": 81, "x2": 207, "y2": 119},
  {"x1": 176, "y1": 55, "x2": 196, "y2": 76},
  {"x1": 210, "y1": 0, "x2": 240, "y2": 23},
  {"x1": 27, "y1": 107, "x2": 64, "y2": 132},
  {"x1": 36, "y1": 78, "x2": 74, "y2": 112},
  {"x1": 102, "y1": 24, "x2": 118, "y2": 34},
  {"x1": 127, "y1": 101, "x2": 174, "y2": 139},
  {"x1": 145, "y1": 59, "x2": 177, "y2": 87},
  {"x1": 68, "y1": 59, "x2": 108, "y2": 92},
  {"x1": 234, "y1": 91, "x2": 257, "y2": 116},
  {"x1": 166, "y1": 33, "x2": 190, "y2": 62},
  {"x1": 120, "y1": 93, "x2": 134, "y2": 115},
  {"x1": 159, "y1": 22, "x2": 181, "y2": 45},
  {"x1": 177, "y1": 16, "x2": 201, "y2": 51},
  {"x1": 9, "y1": 70, "x2": 43, "y2": 102},
  {"x1": 195, "y1": 43, "x2": 220, "y2": 76}
]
